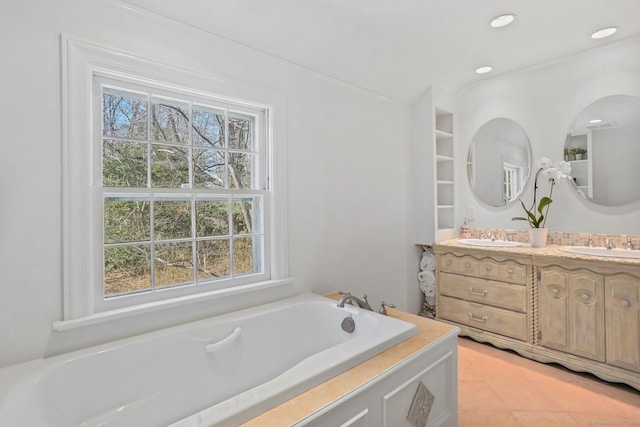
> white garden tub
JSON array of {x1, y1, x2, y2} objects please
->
[{"x1": 0, "y1": 293, "x2": 417, "y2": 427}]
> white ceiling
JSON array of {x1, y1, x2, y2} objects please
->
[{"x1": 123, "y1": 0, "x2": 640, "y2": 103}]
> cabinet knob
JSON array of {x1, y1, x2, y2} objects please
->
[
  {"x1": 551, "y1": 288, "x2": 560, "y2": 298},
  {"x1": 621, "y1": 299, "x2": 631, "y2": 308},
  {"x1": 580, "y1": 293, "x2": 590, "y2": 301},
  {"x1": 507, "y1": 268, "x2": 514, "y2": 275},
  {"x1": 465, "y1": 262, "x2": 471, "y2": 268},
  {"x1": 485, "y1": 266, "x2": 493, "y2": 272},
  {"x1": 446, "y1": 260, "x2": 452, "y2": 266}
]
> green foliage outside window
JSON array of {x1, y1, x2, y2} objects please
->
[{"x1": 101, "y1": 87, "x2": 262, "y2": 298}]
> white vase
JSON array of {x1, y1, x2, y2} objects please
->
[{"x1": 529, "y1": 228, "x2": 548, "y2": 248}]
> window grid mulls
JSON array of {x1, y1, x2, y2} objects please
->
[{"x1": 101, "y1": 85, "x2": 264, "y2": 299}]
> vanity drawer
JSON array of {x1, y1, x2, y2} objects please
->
[
  {"x1": 438, "y1": 272, "x2": 527, "y2": 312},
  {"x1": 438, "y1": 254, "x2": 477, "y2": 276},
  {"x1": 438, "y1": 295, "x2": 528, "y2": 341},
  {"x1": 438, "y1": 254, "x2": 528, "y2": 285}
]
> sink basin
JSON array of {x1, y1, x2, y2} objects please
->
[
  {"x1": 559, "y1": 246, "x2": 640, "y2": 259},
  {"x1": 457, "y1": 238, "x2": 522, "y2": 248}
]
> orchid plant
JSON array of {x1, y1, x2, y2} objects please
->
[{"x1": 512, "y1": 157, "x2": 572, "y2": 228}]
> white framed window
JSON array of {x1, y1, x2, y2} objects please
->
[
  {"x1": 61, "y1": 37, "x2": 288, "y2": 323},
  {"x1": 503, "y1": 162, "x2": 522, "y2": 203},
  {"x1": 94, "y1": 76, "x2": 270, "y2": 312}
]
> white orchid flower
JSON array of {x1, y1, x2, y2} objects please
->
[
  {"x1": 554, "y1": 160, "x2": 572, "y2": 176},
  {"x1": 513, "y1": 156, "x2": 572, "y2": 229},
  {"x1": 537, "y1": 157, "x2": 553, "y2": 169},
  {"x1": 547, "y1": 161, "x2": 572, "y2": 180},
  {"x1": 540, "y1": 160, "x2": 572, "y2": 180}
]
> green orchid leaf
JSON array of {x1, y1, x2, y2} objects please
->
[
  {"x1": 513, "y1": 161, "x2": 562, "y2": 229},
  {"x1": 532, "y1": 214, "x2": 544, "y2": 228},
  {"x1": 537, "y1": 197, "x2": 552, "y2": 214}
]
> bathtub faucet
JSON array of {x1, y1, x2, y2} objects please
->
[{"x1": 337, "y1": 292, "x2": 374, "y2": 311}]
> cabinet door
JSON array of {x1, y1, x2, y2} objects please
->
[
  {"x1": 539, "y1": 268, "x2": 570, "y2": 351},
  {"x1": 605, "y1": 274, "x2": 640, "y2": 373},
  {"x1": 538, "y1": 267, "x2": 605, "y2": 361}
]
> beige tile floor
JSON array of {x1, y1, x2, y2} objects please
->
[{"x1": 458, "y1": 337, "x2": 640, "y2": 427}]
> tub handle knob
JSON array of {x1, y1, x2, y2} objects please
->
[
  {"x1": 378, "y1": 302, "x2": 396, "y2": 315},
  {"x1": 205, "y1": 327, "x2": 242, "y2": 354}
]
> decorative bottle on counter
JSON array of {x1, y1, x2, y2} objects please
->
[{"x1": 459, "y1": 220, "x2": 472, "y2": 238}]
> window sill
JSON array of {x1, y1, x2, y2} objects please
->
[{"x1": 52, "y1": 278, "x2": 295, "y2": 332}]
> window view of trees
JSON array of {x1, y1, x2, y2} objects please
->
[{"x1": 101, "y1": 86, "x2": 263, "y2": 298}]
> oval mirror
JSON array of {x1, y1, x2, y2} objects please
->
[
  {"x1": 565, "y1": 95, "x2": 640, "y2": 206},
  {"x1": 467, "y1": 118, "x2": 532, "y2": 207}
]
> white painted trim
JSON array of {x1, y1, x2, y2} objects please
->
[
  {"x1": 61, "y1": 35, "x2": 289, "y2": 320},
  {"x1": 339, "y1": 409, "x2": 369, "y2": 426},
  {"x1": 53, "y1": 278, "x2": 294, "y2": 331}
]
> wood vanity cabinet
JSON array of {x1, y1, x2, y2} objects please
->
[
  {"x1": 605, "y1": 274, "x2": 640, "y2": 373},
  {"x1": 538, "y1": 266, "x2": 605, "y2": 362},
  {"x1": 433, "y1": 243, "x2": 640, "y2": 391},
  {"x1": 435, "y1": 250, "x2": 531, "y2": 342}
]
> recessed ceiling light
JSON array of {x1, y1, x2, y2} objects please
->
[
  {"x1": 589, "y1": 119, "x2": 602, "y2": 124},
  {"x1": 490, "y1": 14, "x2": 516, "y2": 28},
  {"x1": 475, "y1": 66, "x2": 493, "y2": 74},
  {"x1": 591, "y1": 27, "x2": 617, "y2": 39}
]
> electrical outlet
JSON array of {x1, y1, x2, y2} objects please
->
[{"x1": 466, "y1": 206, "x2": 476, "y2": 223}]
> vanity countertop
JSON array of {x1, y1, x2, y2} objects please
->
[
  {"x1": 434, "y1": 239, "x2": 640, "y2": 266},
  {"x1": 240, "y1": 293, "x2": 458, "y2": 426}
]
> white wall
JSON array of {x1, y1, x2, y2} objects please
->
[
  {"x1": 0, "y1": 0, "x2": 420, "y2": 369},
  {"x1": 456, "y1": 36, "x2": 640, "y2": 234}
]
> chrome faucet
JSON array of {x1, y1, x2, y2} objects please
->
[
  {"x1": 378, "y1": 301, "x2": 396, "y2": 315},
  {"x1": 585, "y1": 235, "x2": 594, "y2": 247},
  {"x1": 605, "y1": 237, "x2": 615, "y2": 250},
  {"x1": 626, "y1": 236, "x2": 635, "y2": 250},
  {"x1": 504, "y1": 232, "x2": 513, "y2": 242},
  {"x1": 489, "y1": 232, "x2": 497, "y2": 241},
  {"x1": 337, "y1": 293, "x2": 373, "y2": 311}
]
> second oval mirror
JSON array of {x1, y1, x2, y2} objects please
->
[
  {"x1": 468, "y1": 118, "x2": 532, "y2": 207},
  {"x1": 564, "y1": 95, "x2": 640, "y2": 206}
]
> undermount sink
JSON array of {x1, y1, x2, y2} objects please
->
[
  {"x1": 457, "y1": 238, "x2": 522, "y2": 248},
  {"x1": 559, "y1": 246, "x2": 640, "y2": 259}
]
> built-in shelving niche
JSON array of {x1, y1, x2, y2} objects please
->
[{"x1": 435, "y1": 109, "x2": 454, "y2": 240}]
